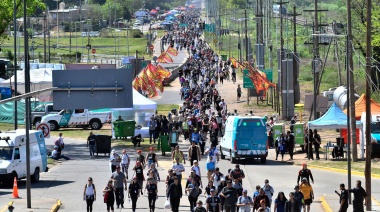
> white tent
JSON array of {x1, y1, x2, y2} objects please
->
[{"x1": 0, "y1": 68, "x2": 54, "y2": 101}]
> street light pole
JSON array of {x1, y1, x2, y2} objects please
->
[
  {"x1": 54, "y1": 0, "x2": 60, "y2": 48},
  {"x1": 13, "y1": 0, "x2": 18, "y2": 130}
]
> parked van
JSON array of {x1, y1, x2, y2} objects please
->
[
  {"x1": 361, "y1": 112, "x2": 380, "y2": 158},
  {"x1": 0, "y1": 129, "x2": 48, "y2": 185},
  {"x1": 220, "y1": 116, "x2": 268, "y2": 163}
]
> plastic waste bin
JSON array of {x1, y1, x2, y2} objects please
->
[
  {"x1": 157, "y1": 135, "x2": 171, "y2": 156},
  {"x1": 113, "y1": 120, "x2": 136, "y2": 139},
  {"x1": 94, "y1": 135, "x2": 112, "y2": 156}
]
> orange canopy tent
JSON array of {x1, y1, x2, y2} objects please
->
[{"x1": 343, "y1": 94, "x2": 380, "y2": 120}]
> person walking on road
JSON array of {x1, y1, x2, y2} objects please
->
[
  {"x1": 273, "y1": 192, "x2": 287, "y2": 212},
  {"x1": 286, "y1": 131, "x2": 295, "y2": 160},
  {"x1": 236, "y1": 189, "x2": 253, "y2": 212},
  {"x1": 169, "y1": 126, "x2": 180, "y2": 152},
  {"x1": 167, "y1": 176, "x2": 183, "y2": 212},
  {"x1": 103, "y1": 180, "x2": 115, "y2": 212},
  {"x1": 111, "y1": 165, "x2": 127, "y2": 209},
  {"x1": 297, "y1": 163, "x2": 314, "y2": 185},
  {"x1": 220, "y1": 180, "x2": 238, "y2": 212},
  {"x1": 294, "y1": 185, "x2": 305, "y2": 212},
  {"x1": 258, "y1": 199, "x2": 271, "y2": 212},
  {"x1": 121, "y1": 149, "x2": 130, "y2": 179},
  {"x1": 83, "y1": 177, "x2": 96, "y2": 212},
  {"x1": 253, "y1": 188, "x2": 270, "y2": 211},
  {"x1": 132, "y1": 161, "x2": 145, "y2": 195},
  {"x1": 172, "y1": 157, "x2": 185, "y2": 182},
  {"x1": 299, "y1": 178, "x2": 314, "y2": 212},
  {"x1": 188, "y1": 141, "x2": 201, "y2": 166},
  {"x1": 136, "y1": 150, "x2": 145, "y2": 167},
  {"x1": 146, "y1": 177, "x2": 158, "y2": 212},
  {"x1": 172, "y1": 145, "x2": 186, "y2": 164},
  {"x1": 128, "y1": 177, "x2": 141, "y2": 212},
  {"x1": 237, "y1": 84, "x2": 242, "y2": 101},
  {"x1": 335, "y1": 183, "x2": 349, "y2": 212},
  {"x1": 186, "y1": 178, "x2": 202, "y2": 212},
  {"x1": 109, "y1": 150, "x2": 121, "y2": 173},
  {"x1": 348, "y1": 180, "x2": 367, "y2": 212},
  {"x1": 146, "y1": 147, "x2": 159, "y2": 168},
  {"x1": 285, "y1": 192, "x2": 300, "y2": 212},
  {"x1": 206, "y1": 188, "x2": 221, "y2": 212},
  {"x1": 194, "y1": 200, "x2": 207, "y2": 212},
  {"x1": 262, "y1": 179, "x2": 275, "y2": 207},
  {"x1": 87, "y1": 132, "x2": 96, "y2": 157}
]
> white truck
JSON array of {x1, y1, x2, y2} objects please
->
[
  {"x1": 360, "y1": 112, "x2": 380, "y2": 158},
  {"x1": 0, "y1": 129, "x2": 48, "y2": 185},
  {"x1": 41, "y1": 109, "x2": 112, "y2": 131}
]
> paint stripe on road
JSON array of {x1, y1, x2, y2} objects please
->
[
  {"x1": 0, "y1": 201, "x2": 13, "y2": 212},
  {"x1": 304, "y1": 164, "x2": 380, "y2": 179},
  {"x1": 160, "y1": 161, "x2": 187, "y2": 189},
  {"x1": 372, "y1": 196, "x2": 380, "y2": 207},
  {"x1": 320, "y1": 195, "x2": 333, "y2": 212}
]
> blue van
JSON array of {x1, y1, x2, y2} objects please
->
[{"x1": 220, "y1": 116, "x2": 268, "y2": 163}]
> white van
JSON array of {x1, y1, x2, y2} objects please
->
[
  {"x1": 220, "y1": 116, "x2": 268, "y2": 164},
  {"x1": 0, "y1": 129, "x2": 48, "y2": 185}
]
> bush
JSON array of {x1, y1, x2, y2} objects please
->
[{"x1": 131, "y1": 29, "x2": 143, "y2": 38}]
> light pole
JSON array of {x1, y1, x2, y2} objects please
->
[{"x1": 54, "y1": 0, "x2": 60, "y2": 48}]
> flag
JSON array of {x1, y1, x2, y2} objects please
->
[
  {"x1": 146, "y1": 80, "x2": 158, "y2": 98},
  {"x1": 156, "y1": 65, "x2": 172, "y2": 78},
  {"x1": 166, "y1": 46, "x2": 179, "y2": 56},
  {"x1": 157, "y1": 53, "x2": 167, "y2": 63},
  {"x1": 155, "y1": 80, "x2": 164, "y2": 93},
  {"x1": 230, "y1": 57, "x2": 244, "y2": 70},
  {"x1": 132, "y1": 77, "x2": 141, "y2": 90},
  {"x1": 138, "y1": 69, "x2": 150, "y2": 91},
  {"x1": 162, "y1": 52, "x2": 174, "y2": 63}
]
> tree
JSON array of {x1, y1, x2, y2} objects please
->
[{"x1": 0, "y1": 0, "x2": 45, "y2": 43}]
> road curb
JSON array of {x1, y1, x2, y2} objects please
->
[
  {"x1": 50, "y1": 199, "x2": 61, "y2": 212},
  {"x1": 0, "y1": 201, "x2": 13, "y2": 212},
  {"x1": 296, "y1": 163, "x2": 380, "y2": 179},
  {"x1": 320, "y1": 195, "x2": 333, "y2": 212}
]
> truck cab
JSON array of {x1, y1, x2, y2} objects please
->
[
  {"x1": 0, "y1": 130, "x2": 47, "y2": 185},
  {"x1": 41, "y1": 108, "x2": 111, "y2": 131},
  {"x1": 220, "y1": 116, "x2": 268, "y2": 164},
  {"x1": 31, "y1": 103, "x2": 60, "y2": 126}
]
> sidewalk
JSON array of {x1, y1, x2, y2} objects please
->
[{"x1": 0, "y1": 198, "x2": 60, "y2": 212}]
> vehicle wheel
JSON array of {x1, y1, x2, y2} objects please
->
[
  {"x1": 220, "y1": 146, "x2": 225, "y2": 159},
  {"x1": 261, "y1": 157, "x2": 267, "y2": 164},
  {"x1": 230, "y1": 151, "x2": 236, "y2": 164},
  {"x1": 33, "y1": 118, "x2": 41, "y2": 127},
  {"x1": 31, "y1": 168, "x2": 40, "y2": 183},
  {"x1": 90, "y1": 120, "x2": 102, "y2": 130},
  {"x1": 162, "y1": 152, "x2": 165, "y2": 156},
  {"x1": 48, "y1": 121, "x2": 59, "y2": 131}
]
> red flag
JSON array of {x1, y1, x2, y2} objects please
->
[
  {"x1": 230, "y1": 57, "x2": 244, "y2": 70},
  {"x1": 162, "y1": 52, "x2": 174, "y2": 63},
  {"x1": 156, "y1": 65, "x2": 172, "y2": 78},
  {"x1": 132, "y1": 77, "x2": 141, "y2": 90},
  {"x1": 146, "y1": 80, "x2": 158, "y2": 98},
  {"x1": 157, "y1": 53, "x2": 167, "y2": 63},
  {"x1": 166, "y1": 46, "x2": 179, "y2": 56}
]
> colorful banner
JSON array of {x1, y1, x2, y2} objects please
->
[{"x1": 166, "y1": 46, "x2": 179, "y2": 56}]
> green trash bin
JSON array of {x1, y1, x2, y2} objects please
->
[
  {"x1": 221, "y1": 54, "x2": 227, "y2": 61},
  {"x1": 272, "y1": 123, "x2": 285, "y2": 139},
  {"x1": 294, "y1": 123, "x2": 305, "y2": 145},
  {"x1": 113, "y1": 120, "x2": 136, "y2": 139},
  {"x1": 158, "y1": 135, "x2": 171, "y2": 156}
]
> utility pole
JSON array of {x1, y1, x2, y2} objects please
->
[
  {"x1": 245, "y1": 10, "x2": 249, "y2": 105},
  {"x1": 346, "y1": 0, "x2": 358, "y2": 162},
  {"x1": 288, "y1": 4, "x2": 301, "y2": 104},
  {"x1": 365, "y1": 0, "x2": 372, "y2": 209},
  {"x1": 13, "y1": 0, "x2": 18, "y2": 130},
  {"x1": 313, "y1": 0, "x2": 320, "y2": 120},
  {"x1": 274, "y1": 0, "x2": 288, "y2": 117}
]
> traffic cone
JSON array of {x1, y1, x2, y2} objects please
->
[{"x1": 12, "y1": 177, "x2": 19, "y2": 198}]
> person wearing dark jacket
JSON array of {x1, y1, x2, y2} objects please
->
[
  {"x1": 167, "y1": 176, "x2": 183, "y2": 212},
  {"x1": 285, "y1": 192, "x2": 300, "y2": 212},
  {"x1": 253, "y1": 188, "x2": 270, "y2": 211},
  {"x1": 297, "y1": 163, "x2": 314, "y2": 185},
  {"x1": 335, "y1": 183, "x2": 349, "y2": 212}
]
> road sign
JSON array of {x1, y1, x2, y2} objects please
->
[
  {"x1": 262, "y1": 69, "x2": 273, "y2": 82},
  {"x1": 149, "y1": 45, "x2": 154, "y2": 50},
  {"x1": 91, "y1": 49, "x2": 96, "y2": 54},
  {"x1": 243, "y1": 69, "x2": 254, "y2": 88},
  {"x1": 36, "y1": 123, "x2": 50, "y2": 138}
]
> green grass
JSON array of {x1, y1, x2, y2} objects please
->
[
  {"x1": 157, "y1": 104, "x2": 180, "y2": 115},
  {"x1": 295, "y1": 160, "x2": 380, "y2": 176}
]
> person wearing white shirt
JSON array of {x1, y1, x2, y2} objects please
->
[
  {"x1": 171, "y1": 157, "x2": 185, "y2": 182},
  {"x1": 121, "y1": 149, "x2": 130, "y2": 179}
]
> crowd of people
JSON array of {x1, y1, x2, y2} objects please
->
[{"x1": 78, "y1": 6, "x2": 369, "y2": 212}]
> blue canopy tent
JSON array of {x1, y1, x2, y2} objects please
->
[{"x1": 308, "y1": 102, "x2": 364, "y2": 159}]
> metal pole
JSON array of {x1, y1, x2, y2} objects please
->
[
  {"x1": 245, "y1": 10, "x2": 249, "y2": 105},
  {"x1": 23, "y1": 0, "x2": 32, "y2": 207},
  {"x1": 365, "y1": 0, "x2": 372, "y2": 209},
  {"x1": 43, "y1": 13, "x2": 47, "y2": 63},
  {"x1": 345, "y1": 30, "x2": 352, "y2": 204},
  {"x1": 313, "y1": 0, "x2": 319, "y2": 120},
  {"x1": 13, "y1": 0, "x2": 18, "y2": 130}
]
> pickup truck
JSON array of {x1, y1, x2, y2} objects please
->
[
  {"x1": 41, "y1": 109, "x2": 112, "y2": 131},
  {"x1": 31, "y1": 103, "x2": 60, "y2": 127}
]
